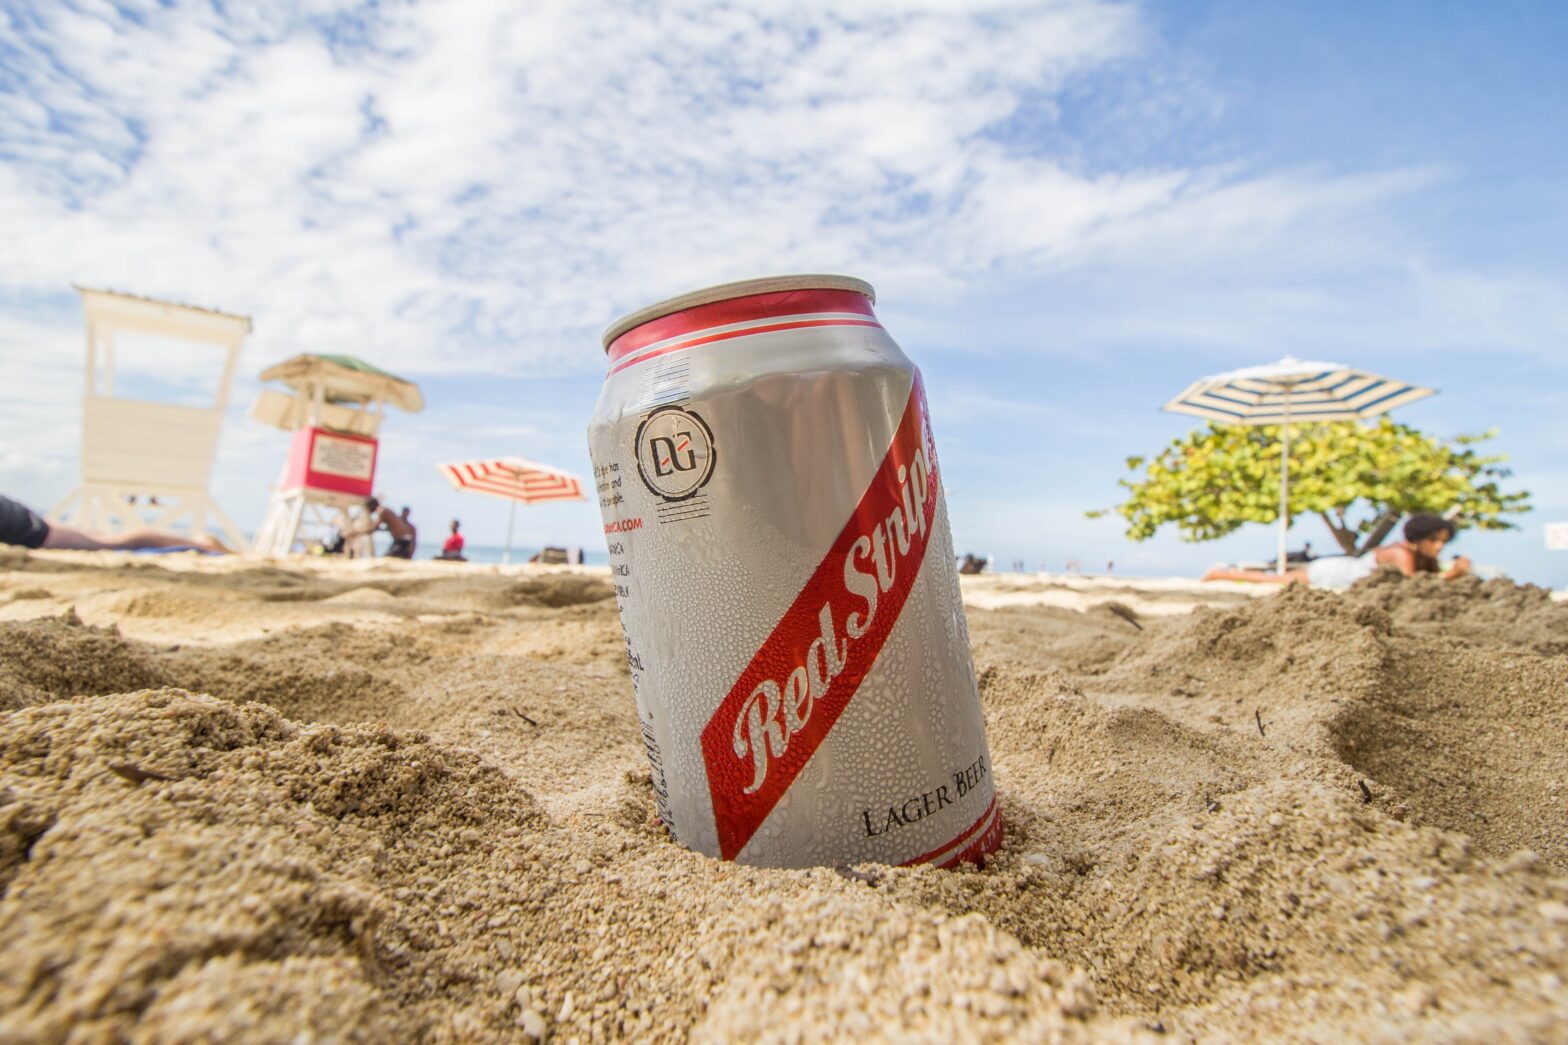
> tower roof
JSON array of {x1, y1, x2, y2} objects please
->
[{"x1": 258, "y1": 353, "x2": 424, "y2": 413}]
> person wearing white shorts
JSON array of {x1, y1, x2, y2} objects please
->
[{"x1": 1302, "y1": 554, "x2": 1379, "y2": 590}]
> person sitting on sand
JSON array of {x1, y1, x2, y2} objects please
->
[
  {"x1": 0, "y1": 493, "x2": 229, "y2": 553},
  {"x1": 437, "y1": 519, "x2": 466, "y2": 561},
  {"x1": 350, "y1": 497, "x2": 417, "y2": 559},
  {"x1": 1202, "y1": 513, "x2": 1471, "y2": 588}
]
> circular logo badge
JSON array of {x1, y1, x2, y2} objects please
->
[{"x1": 634, "y1": 406, "x2": 715, "y2": 501}]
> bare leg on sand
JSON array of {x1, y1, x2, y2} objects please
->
[
  {"x1": 2, "y1": 494, "x2": 229, "y2": 554},
  {"x1": 42, "y1": 523, "x2": 231, "y2": 554},
  {"x1": 1201, "y1": 566, "x2": 1308, "y2": 584}
]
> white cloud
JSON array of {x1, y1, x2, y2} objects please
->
[{"x1": 2, "y1": 0, "x2": 1455, "y2": 384}]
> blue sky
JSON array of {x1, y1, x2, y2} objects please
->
[{"x1": 1, "y1": 1, "x2": 1564, "y2": 585}]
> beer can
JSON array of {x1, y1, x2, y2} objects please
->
[{"x1": 588, "y1": 275, "x2": 1002, "y2": 869}]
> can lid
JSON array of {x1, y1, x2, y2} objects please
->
[{"x1": 602, "y1": 274, "x2": 876, "y2": 352}]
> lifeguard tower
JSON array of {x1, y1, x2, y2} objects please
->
[
  {"x1": 48, "y1": 287, "x2": 252, "y2": 548},
  {"x1": 249, "y1": 354, "x2": 423, "y2": 556}
]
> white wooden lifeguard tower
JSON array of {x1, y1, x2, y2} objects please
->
[
  {"x1": 48, "y1": 287, "x2": 252, "y2": 548},
  {"x1": 249, "y1": 354, "x2": 423, "y2": 556}
]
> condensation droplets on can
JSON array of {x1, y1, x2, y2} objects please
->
[{"x1": 587, "y1": 274, "x2": 1002, "y2": 869}]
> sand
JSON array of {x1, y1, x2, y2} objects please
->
[{"x1": 0, "y1": 548, "x2": 1564, "y2": 1042}]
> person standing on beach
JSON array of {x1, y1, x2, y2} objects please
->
[
  {"x1": 351, "y1": 497, "x2": 417, "y2": 559},
  {"x1": 1202, "y1": 513, "x2": 1472, "y2": 588},
  {"x1": 399, "y1": 507, "x2": 417, "y2": 559}
]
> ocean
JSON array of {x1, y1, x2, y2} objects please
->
[{"x1": 438, "y1": 543, "x2": 608, "y2": 566}]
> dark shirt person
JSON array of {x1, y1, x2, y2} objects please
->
[{"x1": 398, "y1": 506, "x2": 417, "y2": 559}]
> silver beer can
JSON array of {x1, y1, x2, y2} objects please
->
[{"x1": 588, "y1": 274, "x2": 1002, "y2": 869}]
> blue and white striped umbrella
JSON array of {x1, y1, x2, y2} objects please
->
[
  {"x1": 1164, "y1": 356, "x2": 1435, "y2": 574},
  {"x1": 1165, "y1": 356, "x2": 1434, "y2": 425}
]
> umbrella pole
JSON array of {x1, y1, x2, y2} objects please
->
[
  {"x1": 1278, "y1": 389, "x2": 1291, "y2": 575},
  {"x1": 503, "y1": 488, "x2": 518, "y2": 566}
]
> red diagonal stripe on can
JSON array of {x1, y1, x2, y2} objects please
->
[{"x1": 700, "y1": 373, "x2": 941, "y2": 860}]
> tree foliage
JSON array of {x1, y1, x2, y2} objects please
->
[{"x1": 1092, "y1": 419, "x2": 1532, "y2": 554}]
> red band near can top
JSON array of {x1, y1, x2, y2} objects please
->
[{"x1": 603, "y1": 276, "x2": 880, "y2": 375}]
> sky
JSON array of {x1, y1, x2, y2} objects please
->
[{"x1": 1, "y1": 0, "x2": 1564, "y2": 585}]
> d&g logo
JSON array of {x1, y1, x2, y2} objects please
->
[{"x1": 634, "y1": 405, "x2": 715, "y2": 501}]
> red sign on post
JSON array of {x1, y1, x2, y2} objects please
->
[{"x1": 281, "y1": 427, "x2": 378, "y2": 498}]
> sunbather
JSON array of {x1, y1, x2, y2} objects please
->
[
  {"x1": 0, "y1": 494, "x2": 229, "y2": 553},
  {"x1": 1202, "y1": 513, "x2": 1471, "y2": 588}
]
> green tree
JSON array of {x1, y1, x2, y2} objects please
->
[{"x1": 1092, "y1": 419, "x2": 1532, "y2": 554}]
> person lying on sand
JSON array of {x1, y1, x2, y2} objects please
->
[
  {"x1": 0, "y1": 494, "x2": 230, "y2": 553},
  {"x1": 1203, "y1": 513, "x2": 1471, "y2": 589}
]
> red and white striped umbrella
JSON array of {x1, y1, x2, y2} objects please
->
[
  {"x1": 439, "y1": 457, "x2": 586, "y2": 504},
  {"x1": 437, "y1": 457, "x2": 587, "y2": 564}
]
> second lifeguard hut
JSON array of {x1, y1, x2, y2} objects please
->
[{"x1": 249, "y1": 354, "x2": 423, "y2": 556}]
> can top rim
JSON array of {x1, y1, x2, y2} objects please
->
[{"x1": 602, "y1": 274, "x2": 876, "y2": 351}]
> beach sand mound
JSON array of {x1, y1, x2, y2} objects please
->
[
  {"x1": 1098, "y1": 584, "x2": 1392, "y2": 715},
  {"x1": 695, "y1": 905, "x2": 1108, "y2": 1043},
  {"x1": 821, "y1": 657, "x2": 1565, "y2": 1039},
  {"x1": 167, "y1": 623, "x2": 424, "y2": 724},
  {"x1": 1328, "y1": 643, "x2": 1568, "y2": 867},
  {"x1": 1080, "y1": 581, "x2": 1568, "y2": 869},
  {"x1": 1346, "y1": 571, "x2": 1568, "y2": 655},
  {"x1": 0, "y1": 690, "x2": 1124, "y2": 1043},
  {"x1": 0, "y1": 553, "x2": 618, "y2": 645},
  {"x1": 0, "y1": 611, "x2": 172, "y2": 711},
  {"x1": 967, "y1": 605, "x2": 1138, "y2": 676},
  {"x1": 0, "y1": 689, "x2": 547, "y2": 1042},
  {"x1": 502, "y1": 574, "x2": 617, "y2": 609},
  {"x1": 0, "y1": 555, "x2": 1564, "y2": 1040}
]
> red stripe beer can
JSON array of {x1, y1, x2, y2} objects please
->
[{"x1": 589, "y1": 275, "x2": 1002, "y2": 869}]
